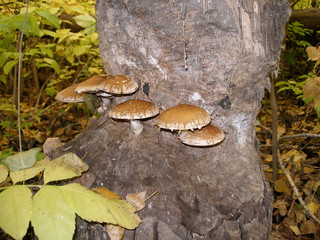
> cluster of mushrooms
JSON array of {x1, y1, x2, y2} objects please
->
[{"x1": 55, "y1": 74, "x2": 225, "y2": 147}]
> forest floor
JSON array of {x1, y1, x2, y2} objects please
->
[
  {"x1": 257, "y1": 92, "x2": 320, "y2": 239},
  {"x1": 0, "y1": 89, "x2": 319, "y2": 239}
]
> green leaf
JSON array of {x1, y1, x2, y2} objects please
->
[
  {"x1": 34, "y1": 9, "x2": 60, "y2": 29},
  {"x1": 1, "y1": 147, "x2": 41, "y2": 171},
  {"x1": 3, "y1": 60, "x2": 18, "y2": 75},
  {"x1": 73, "y1": 15, "x2": 96, "y2": 29},
  {"x1": 73, "y1": 45, "x2": 90, "y2": 56},
  {"x1": 0, "y1": 164, "x2": 8, "y2": 183},
  {"x1": 60, "y1": 183, "x2": 141, "y2": 229},
  {"x1": 0, "y1": 185, "x2": 32, "y2": 239},
  {"x1": 40, "y1": 29, "x2": 57, "y2": 38},
  {"x1": 31, "y1": 185, "x2": 75, "y2": 240},
  {"x1": 10, "y1": 158, "x2": 50, "y2": 184},
  {"x1": 65, "y1": 6, "x2": 87, "y2": 15},
  {"x1": 275, "y1": 81, "x2": 288, "y2": 87},
  {"x1": 43, "y1": 153, "x2": 89, "y2": 184},
  {"x1": 83, "y1": 24, "x2": 96, "y2": 35},
  {"x1": 43, "y1": 58, "x2": 60, "y2": 74}
]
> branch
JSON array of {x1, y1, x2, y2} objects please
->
[{"x1": 279, "y1": 133, "x2": 320, "y2": 141}]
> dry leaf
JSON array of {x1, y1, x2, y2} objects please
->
[
  {"x1": 306, "y1": 46, "x2": 320, "y2": 61},
  {"x1": 277, "y1": 126, "x2": 286, "y2": 136},
  {"x1": 273, "y1": 200, "x2": 288, "y2": 216},
  {"x1": 274, "y1": 180, "x2": 290, "y2": 194},
  {"x1": 289, "y1": 225, "x2": 300, "y2": 236},
  {"x1": 303, "y1": 166, "x2": 315, "y2": 174},
  {"x1": 106, "y1": 224, "x2": 124, "y2": 240},
  {"x1": 43, "y1": 137, "x2": 63, "y2": 158},
  {"x1": 126, "y1": 191, "x2": 146, "y2": 211},
  {"x1": 281, "y1": 150, "x2": 306, "y2": 172},
  {"x1": 303, "y1": 77, "x2": 320, "y2": 107},
  {"x1": 300, "y1": 220, "x2": 317, "y2": 235}
]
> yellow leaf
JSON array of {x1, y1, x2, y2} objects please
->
[
  {"x1": 44, "y1": 153, "x2": 89, "y2": 184},
  {"x1": 306, "y1": 202, "x2": 320, "y2": 215},
  {"x1": 289, "y1": 225, "x2": 300, "y2": 236},
  {"x1": 93, "y1": 187, "x2": 123, "y2": 199},
  {"x1": 10, "y1": 158, "x2": 50, "y2": 184}
]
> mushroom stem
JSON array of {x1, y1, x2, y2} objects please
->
[
  {"x1": 130, "y1": 120, "x2": 144, "y2": 135},
  {"x1": 98, "y1": 97, "x2": 111, "y2": 113}
]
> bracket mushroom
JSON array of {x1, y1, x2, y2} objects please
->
[
  {"x1": 108, "y1": 99, "x2": 159, "y2": 135},
  {"x1": 75, "y1": 74, "x2": 139, "y2": 113},
  {"x1": 179, "y1": 125, "x2": 225, "y2": 146},
  {"x1": 156, "y1": 104, "x2": 211, "y2": 131},
  {"x1": 55, "y1": 84, "x2": 86, "y2": 103}
]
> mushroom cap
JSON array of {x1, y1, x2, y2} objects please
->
[
  {"x1": 55, "y1": 84, "x2": 86, "y2": 103},
  {"x1": 179, "y1": 125, "x2": 225, "y2": 146},
  {"x1": 74, "y1": 75, "x2": 110, "y2": 93},
  {"x1": 98, "y1": 75, "x2": 139, "y2": 95},
  {"x1": 156, "y1": 104, "x2": 211, "y2": 131},
  {"x1": 109, "y1": 99, "x2": 159, "y2": 120}
]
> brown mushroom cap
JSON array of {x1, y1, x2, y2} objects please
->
[
  {"x1": 109, "y1": 99, "x2": 159, "y2": 120},
  {"x1": 156, "y1": 104, "x2": 211, "y2": 131},
  {"x1": 98, "y1": 75, "x2": 139, "y2": 95},
  {"x1": 55, "y1": 84, "x2": 86, "y2": 103},
  {"x1": 74, "y1": 75, "x2": 110, "y2": 93},
  {"x1": 179, "y1": 125, "x2": 225, "y2": 146}
]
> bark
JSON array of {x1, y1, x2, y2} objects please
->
[
  {"x1": 56, "y1": 0, "x2": 291, "y2": 239},
  {"x1": 290, "y1": 8, "x2": 320, "y2": 30}
]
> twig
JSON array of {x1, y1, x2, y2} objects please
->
[
  {"x1": 256, "y1": 124, "x2": 272, "y2": 135},
  {"x1": 17, "y1": 0, "x2": 30, "y2": 152},
  {"x1": 279, "y1": 133, "x2": 320, "y2": 141}
]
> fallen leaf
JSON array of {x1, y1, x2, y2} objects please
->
[
  {"x1": 273, "y1": 200, "x2": 288, "y2": 216},
  {"x1": 274, "y1": 179, "x2": 290, "y2": 194},
  {"x1": 126, "y1": 191, "x2": 146, "y2": 211},
  {"x1": 106, "y1": 224, "x2": 124, "y2": 240},
  {"x1": 303, "y1": 166, "x2": 315, "y2": 174},
  {"x1": 289, "y1": 225, "x2": 300, "y2": 236},
  {"x1": 300, "y1": 220, "x2": 317, "y2": 235},
  {"x1": 306, "y1": 202, "x2": 320, "y2": 215}
]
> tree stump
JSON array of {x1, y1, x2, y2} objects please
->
[{"x1": 57, "y1": 0, "x2": 291, "y2": 239}]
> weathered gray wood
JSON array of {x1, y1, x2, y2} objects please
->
[
  {"x1": 58, "y1": 0, "x2": 291, "y2": 239},
  {"x1": 290, "y1": 8, "x2": 320, "y2": 30}
]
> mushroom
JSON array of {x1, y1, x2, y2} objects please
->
[
  {"x1": 55, "y1": 84, "x2": 86, "y2": 103},
  {"x1": 108, "y1": 99, "x2": 159, "y2": 135},
  {"x1": 156, "y1": 104, "x2": 211, "y2": 131},
  {"x1": 97, "y1": 74, "x2": 139, "y2": 95},
  {"x1": 75, "y1": 74, "x2": 139, "y2": 113},
  {"x1": 179, "y1": 125, "x2": 225, "y2": 146}
]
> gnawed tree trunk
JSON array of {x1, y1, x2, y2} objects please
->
[{"x1": 57, "y1": 1, "x2": 291, "y2": 239}]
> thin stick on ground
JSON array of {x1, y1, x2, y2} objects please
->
[
  {"x1": 277, "y1": 150, "x2": 320, "y2": 224},
  {"x1": 279, "y1": 133, "x2": 320, "y2": 141}
]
